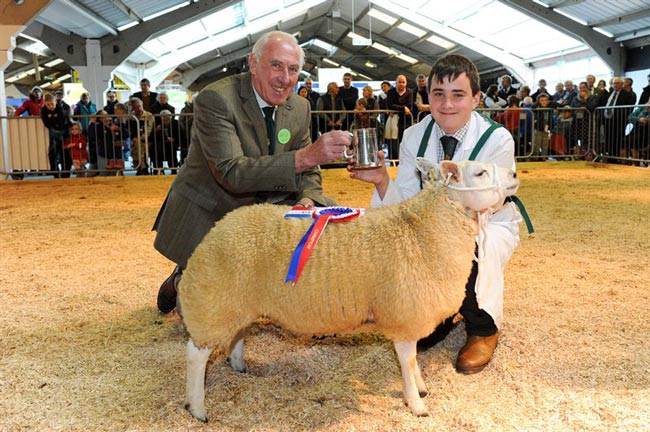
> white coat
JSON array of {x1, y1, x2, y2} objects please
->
[{"x1": 371, "y1": 112, "x2": 521, "y2": 328}]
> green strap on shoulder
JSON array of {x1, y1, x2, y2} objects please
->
[
  {"x1": 417, "y1": 115, "x2": 534, "y2": 234},
  {"x1": 466, "y1": 116, "x2": 535, "y2": 235},
  {"x1": 417, "y1": 118, "x2": 435, "y2": 158}
]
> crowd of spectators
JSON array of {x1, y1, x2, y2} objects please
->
[
  {"x1": 9, "y1": 70, "x2": 650, "y2": 176},
  {"x1": 11, "y1": 78, "x2": 192, "y2": 177},
  {"x1": 295, "y1": 71, "x2": 650, "y2": 163}
]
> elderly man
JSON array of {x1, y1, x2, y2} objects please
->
[
  {"x1": 153, "y1": 31, "x2": 350, "y2": 314},
  {"x1": 603, "y1": 76, "x2": 636, "y2": 159}
]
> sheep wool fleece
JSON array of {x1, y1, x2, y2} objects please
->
[{"x1": 179, "y1": 182, "x2": 477, "y2": 352}]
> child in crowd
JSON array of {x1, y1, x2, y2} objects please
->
[
  {"x1": 64, "y1": 123, "x2": 88, "y2": 177},
  {"x1": 354, "y1": 98, "x2": 371, "y2": 129}
]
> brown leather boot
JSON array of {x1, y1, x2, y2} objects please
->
[
  {"x1": 455, "y1": 332, "x2": 499, "y2": 374},
  {"x1": 157, "y1": 266, "x2": 182, "y2": 314}
]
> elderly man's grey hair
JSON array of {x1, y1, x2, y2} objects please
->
[{"x1": 251, "y1": 31, "x2": 305, "y2": 69}]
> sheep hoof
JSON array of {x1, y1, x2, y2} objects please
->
[
  {"x1": 185, "y1": 403, "x2": 208, "y2": 423},
  {"x1": 410, "y1": 403, "x2": 429, "y2": 417},
  {"x1": 226, "y1": 356, "x2": 247, "y2": 373}
]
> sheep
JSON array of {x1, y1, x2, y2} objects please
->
[{"x1": 179, "y1": 160, "x2": 520, "y2": 421}]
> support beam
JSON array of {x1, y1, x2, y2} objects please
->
[
  {"x1": 590, "y1": 9, "x2": 650, "y2": 28},
  {"x1": 110, "y1": 0, "x2": 144, "y2": 23},
  {"x1": 369, "y1": 0, "x2": 534, "y2": 84},
  {"x1": 179, "y1": 47, "x2": 251, "y2": 88},
  {"x1": 499, "y1": 0, "x2": 625, "y2": 74}
]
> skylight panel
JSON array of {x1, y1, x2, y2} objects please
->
[
  {"x1": 368, "y1": 8, "x2": 397, "y2": 25},
  {"x1": 427, "y1": 34, "x2": 455, "y2": 50},
  {"x1": 200, "y1": 4, "x2": 245, "y2": 35},
  {"x1": 397, "y1": 22, "x2": 426, "y2": 38}
]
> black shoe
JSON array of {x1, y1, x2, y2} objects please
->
[
  {"x1": 417, "y1": 315, "x2": 457, "y2": 352},
  {"x1": 157, "y1": 266, "x2": 182, "y2": 314}
]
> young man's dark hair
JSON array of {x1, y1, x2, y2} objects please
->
[{"x1": 427, "y1": 54, "x2": 481, "y2": 96}]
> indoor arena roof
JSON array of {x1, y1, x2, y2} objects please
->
[{"x1": 6, "y1": 0, "x2": 650, "y2": 92}]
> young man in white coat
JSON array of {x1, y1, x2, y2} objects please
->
[{"x1": 349, "y1": 54, "x2": 521, "y2": 374}]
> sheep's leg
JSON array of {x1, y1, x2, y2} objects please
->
[
  {"x1": 394, "y1": 341, "x2": 428, "y2": 417},
  {"x1": 185, "y1": 339, "x2": 213, "y2": 423},
  {"x1": 413, "y1": 357, "x2": 428, "y2": 397},
  {"x1": 226, "y1": 338, "x2": 247, "y2": 373}
]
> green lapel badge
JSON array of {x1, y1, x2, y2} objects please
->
[{"x1": 277, "y1": 128, "x2": 291, "y2": 144}]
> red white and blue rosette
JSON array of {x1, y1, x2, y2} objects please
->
[{"x1": 285, "y1": 207, "x2": 360, "y2": 285}]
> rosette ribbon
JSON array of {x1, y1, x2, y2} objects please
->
[{"x1": 285, "y1": 207, "x2": 360, "y2": 285}]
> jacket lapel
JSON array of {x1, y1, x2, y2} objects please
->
[{"x1": 239, "y1": 75, "x2": 270, "y2": 155}]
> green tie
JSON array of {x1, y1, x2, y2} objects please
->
[{"x1": 263, "y1": 106, "x2": 276, "y2": 155}]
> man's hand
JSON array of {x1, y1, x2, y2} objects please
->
[{"x1": 295, "y1": 130, "x2": 351, "y2": 173}]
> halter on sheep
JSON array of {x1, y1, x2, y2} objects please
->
[{"x1": 179, "y1": 160, "x2": 520, "y2": 422}]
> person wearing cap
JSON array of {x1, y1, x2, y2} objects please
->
[
  {"x1": 14, "y1": 86, "x2": 44, "y2": 116},
  {"x1": 152, "y1": 30, "x2": 351, "y2": 314}
]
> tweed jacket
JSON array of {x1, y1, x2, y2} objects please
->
[{"x1": 154, "y1": 73, "x2": 334, "y2": 266}]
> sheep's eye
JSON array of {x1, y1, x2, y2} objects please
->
[{"x1": 475, "y1": 169, "x2": 488, "y2": 177}]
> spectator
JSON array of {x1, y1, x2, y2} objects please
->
[
  {"x1": 64, "y1": 123, "x2": 88, "y2": 177},
  {"x1": 128, "y1": 96, "x2": 154, "y2": 175},
  {"x1": 623, "y1": 77, "x2": 637, "y2": 102},
  {"x1": 305, "y1": 78, "x2": 320, "y2": 142},
  {"x1": 73, "y1": 92, "x2": 97, "y2": 135},
  {"x1": 386, "y1": 74, "x2": 414, "y2": 153},
  {"x1": 88, "y1": 110, "x2": 114, "y2": 175},
  {"x1": 570, "y1": 83, "x2": 597, "y2": 156},
  {"x1": 625, "y1": 102, "x2": 650, "y2": 162},
  {"x1": 151, "y1": 110, "x2": 182, "y2": 173},
  {"x1": 557, "y1": 80, "x2": 576, "y2": 106},
  {"x1": 504, "y1": 95, "x2": 523, "y2": 154},
  {"x1": 109, "y1": 103, "x2": 129, "y2": 170},
  {"x1": 586, "y1": 74, "x2": 597, "y2": 95},
  {"x1": 361, "y1": 85, "x2": 378, "y2": 128},
  {"x1": 551, "y1": 82, "x2": 565, "y2": 103},
  {"x1": 179, "y1": 100, "x2": 194, "y2": 164},
  {"x1": 316, "y1": 81, "x2": 344, "y2": 133},
  {"x1": 554, "y1": 107, "x2": 573, "y2": 155},
  {"x1": 414, "y1": 73, "x2": 430, "y2": 122},
  {"x1": 603, "y1": 76, "x2": 636, "y2": 159},
  {"x1": 518, "y1": 85, "x2": 531, "y2": 106},
  {"x1": 484, "y1": 84, "x2": 507, "y2": 109},
  {"x1": 639, "y1": 73, "x2": 650, "y2": 105},
  {"x1": 103, "y1": 90, "x2": 118, "y2": 115},
  {"x1": 498, "y1": 75, "x2": 517, "y2": 100},
  {"x1": 55, "y1": 90, "x2": 72, "y2": 117},
  {"x1": 531, "y1": 79, "x2": 550, "y2": 101},
  {"x1": 532, "y1": 94, "x2": 554, "y2": 157},
  {"x1": 338, "y1": 72, "x2": 359, "y2": 130},
  {"x1": 353, "y1": 98, "x2": 371, "y2": 129},
  {"x1": 14, "y1": 86, "x2": 44, "y2": 116},
  {"x1": 152, "y1": 31, "x2": 346, "y2": 314},
  {"x1": 297, "y1": 86, "x2": 308, "y2": 98},
  {"x1": 41, "y1": 93, "x2": 71, "y2": 178},
  {"x1": 378, "y1": 80, "x2": 391, "y2": 111},
  {"x1": 131, "y1": 78, "x2": 158, "y2": 113},
  {"x1": 150, "y1": 91, "x2": 176, "y2": 115}
]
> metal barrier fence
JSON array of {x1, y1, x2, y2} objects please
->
[
  {"x1": 0, "y1": 112, "x2": 194, "y2": 179},
  {"x1": 2, "y1": 105, "x2": 648, "y2": 180}
]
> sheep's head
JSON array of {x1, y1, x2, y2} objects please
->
[{"x1": 415, "y1": 158, "x2": 519, "y2": 212}]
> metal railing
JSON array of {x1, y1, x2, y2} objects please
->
[{"x1": 3, "y1": 104, "x2": 648, "y2": 180}]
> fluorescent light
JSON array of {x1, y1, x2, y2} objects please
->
[
  {"x1": 427, "y1": 34, "x2": 455, "y2": 50},
  {"x1": 322, "y1": 58, "x2": 340, "y2": 67},
  {"x1": 347, "y1": 31, "x2": 364, "y2": 39},
  {"x1": 40, "y1": 81, "x2": 53, "y2": 88},
  {"x1": 6, "y1": 75, "x2": 20, "y2": 83},
  {"x1": 397, "y1": 22, "x2": 426, "y2": 38},
  {"x1": 53, "y1": 74, "x2": 72, "y2": 83},
  {"x1": 371, "y1": 42, "x2": 395, "y2": 55},
  {"x1": 367, "y1": 8, "x2": 397, "y2": 25},
  {"x1": 397, "y1": 53, "x2": 418, "y2": 64},
  {"x1": 45, "y1": 58, "x2": 65, "y2": 67},
  {"x1": 364, "y1": 61, "x2": 376, "y2": 68}
]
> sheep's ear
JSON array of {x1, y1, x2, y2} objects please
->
[
  {"x1": 439, "y1": 160, "x2": 462, "y2": 184},
  {"x1": 415, "y1": 157, "x2": 439, "y2": 183}
]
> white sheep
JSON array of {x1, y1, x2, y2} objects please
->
[{"x1": 179, "y1": 160, "x2": 520, "y2": 421}]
